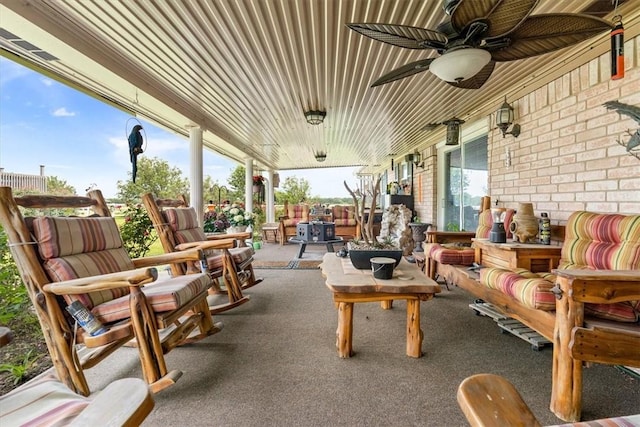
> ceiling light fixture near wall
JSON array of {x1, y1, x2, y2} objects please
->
[
  {"x1": 404, "y1": 150, "x2": 424, "y2": 169},
  {"x1": 442, "y1": 117, "x2": 465, "y2": 146},
  {"x1": 314, "y1": 152, "x2": 327, "y2": 162},
  {"x1": 305, "y1": 110, "x2": 326, "y2": 125},
  {"x1": 496, "y1": 97, "x2": 521, "y2": 138}
]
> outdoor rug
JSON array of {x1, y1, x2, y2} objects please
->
[{"x1": 254, "y1": 259, "x2": 322, "y2": 270}]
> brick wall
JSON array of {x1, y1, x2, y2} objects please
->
[{"x1": 490, "y1": 35, "x2": 640, "y2": 223}]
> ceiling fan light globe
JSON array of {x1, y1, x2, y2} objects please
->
[{"x1": 429, "y1": 48, "x2": 491, "y2": 82}]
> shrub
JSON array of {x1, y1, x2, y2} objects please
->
[{"x1": 119, "y1": 204, "x2": 158, "y2": 258}]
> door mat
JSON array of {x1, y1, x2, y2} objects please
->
[{"x1": 254, "y1": 259, "x2": 322, "y2": 270}]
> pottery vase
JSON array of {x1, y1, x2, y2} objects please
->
[
  {"x1": 227, "y1": 225, "x2": 248, "y2": 234},
  {"x1": 509, "y1": 203, "x2": 538, "y2": 243}
]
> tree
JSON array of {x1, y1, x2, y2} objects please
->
[
  {"x1": 47, "y1": 176, "x2": 76, "y2": 196},
  {"x1": 116, "y1": 157, "x2": 189, "y2": 203},
  {"x1": 275, "y1": 176, "x2": 310, "y2": 204},
  {"x1": 227, "y1": 165, "x2": 246, "y2": 202}
]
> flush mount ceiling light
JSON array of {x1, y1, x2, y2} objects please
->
[
  {"x1": 304, "y1": 110, "x2": 326, "y2": 125},
  {"x1": 429, "y1": 48, "x2": 492, "y2": 83},
  {"x1": 496, "y1": 97, "x2": 521, "y2": 138},
  {"x1": 314, "y1": 151, "x2": 327, "y2": 162}
]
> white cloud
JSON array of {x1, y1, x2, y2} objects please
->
[
  {"x1": 52, "y1": 107, "x2": 76, "y2": 117},
  {"x1": 41, "y1": 78, "x2": 53, "y2": 86}
]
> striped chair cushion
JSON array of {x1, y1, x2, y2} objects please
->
[
  {"x1": 0, "y1": 373, "x2": 89, "y2": 426},
  {"x1": 549, "y1": 414, "x2": 640, "y2": 426},
  {"x1": 284, "y1": 204, "x2": 309, "y2": 226},
  {"x1": 33, "y1": 217, "x2": 133, "y2": 310},
  {"x1": 475, "y1": 208, "x2": 515, "y2": 239},
  {"x1": 560, "y1": 211, "x2": 640, "y2": 270},
  {"x1": 92, "y1": 272, "x2": 211, "y2": 323},
  {"x1": 332, "y1": 205, "x2": 356, "y2": 226},
  {"x1": 206, "y1": 246, "x2": 254, "y2": 270},
  {"x1": 163, "y1": 207, "x2": 208, "y2": 244},
  {"x1": 480, "y1": 267, "x2": 557, "y2": 311},
  {"x1": 429, "y1": 244, "x2": 475, "y2": 266}
]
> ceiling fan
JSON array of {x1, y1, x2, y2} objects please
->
[{"x1": 347, "y1": 0, "x2": 613, "y2": 89}]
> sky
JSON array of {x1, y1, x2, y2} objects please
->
[{"x1": 0, "y1": 57, "x2": 360, "y2": 199}]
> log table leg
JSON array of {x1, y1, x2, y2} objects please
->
[
  {"x1": 381, "y1": 300, "x2": 393, "y2": 310},
  {"x1": 336, "y1": 302, "x2": 354, "y2": 358},
  {"x1": 406, "y1": 299, "x2": 423, "y2": 357}
]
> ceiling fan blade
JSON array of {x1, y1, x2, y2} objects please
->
[
  {"x1": 451, "y1": 0, "x2": 538, "y2": 38},
  {"x1": 490, "y1": 14, "x2": 613, "y2": 61},
  {"x1": 371, "y1": 59, "x2": 434, "y2": 87},
  {"x1": 447, "y1": 60, "x2": 496, "y2": 90},
  {"x1": 347, "y1": 23, "x2": 447, "y2": 50}
]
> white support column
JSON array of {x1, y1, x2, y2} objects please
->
[
  {"x1": 244, "y1": 158, "x2": 253, "y2": 216},
  {"x1": 189, "y1": 126, "x2": 204, "y2": 226},
  {"x1": 266, "y1": 169, "x2": 275, "y2": 222}
]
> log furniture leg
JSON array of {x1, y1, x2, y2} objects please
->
[{"x1": 336, "y1": 302, "x2": 354, "y2": 358}]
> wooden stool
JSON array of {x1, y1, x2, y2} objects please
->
[{"x1": 261, "y1": 223, "x2": 279, "y2": 243}]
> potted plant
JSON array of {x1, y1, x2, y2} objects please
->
[
  {"x1": 203, "y1": 210, "x2": 230, "y2": 234},
  {"x1": 343, "y1": 177, "x2": 402, "y2": 269},
  {"x1": 221, "y1": 202, "x2": 256, "y2": 233}
]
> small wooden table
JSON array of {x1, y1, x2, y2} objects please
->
[
  {"x1": 320, "y1": 253, "x2": 441, "y2": 358},
  {"x1": 289, "y1": 237, "x2": 343, "y2": 258},
  {"x1": 473, "y1": 238, "x2": 562, "y2": 273}
]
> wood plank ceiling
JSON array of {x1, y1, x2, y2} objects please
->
[{"x1": 0, "y1": 0, "x2": 635, "y2": 172}]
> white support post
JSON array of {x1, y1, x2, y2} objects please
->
[
  {"x1": 189, "y1": 126, "x2": 204, "y2": 226},
  {"x1": 266, "y1": 169, "x2": 275, "y2": 223},
  {"x1": 244, "y1": 157, "x2": 253, "y2": 217}
]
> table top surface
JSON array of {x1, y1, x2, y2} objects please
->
[
  {"x1": 473, "y1": 238, "x2": 562, "y2": 251},
  {"x1": 289, "y1": 237, "x2": 343, "y2": 245},
  {"x1": 321, "y1": 253, "x2": 441, "y2": 294}
]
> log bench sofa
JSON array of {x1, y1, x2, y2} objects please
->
[{"x1": 428, "y1": 210, "x2": 640, "y2": 422}]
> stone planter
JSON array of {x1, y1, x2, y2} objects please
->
[
  {"x1": 409, "y1": 222, "x2": 431, "y2": 252},
  {"x1": 347, "y1": 242, "x2": 403, "y2": 270}
]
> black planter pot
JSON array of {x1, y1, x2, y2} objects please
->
[{"x1": 347, "y1": 243, "x2": 403, "y2": 270}]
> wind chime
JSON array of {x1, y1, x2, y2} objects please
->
[{"x1": 610, "y1": 1, "x2": 624, "y2": 80}]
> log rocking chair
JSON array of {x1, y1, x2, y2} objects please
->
[
  {"x1": 142, "y1": 193, "x2": 263, "y2": 314},
  {"x1": 0, "y1": 187, "x2": 221, "y2": 396}
]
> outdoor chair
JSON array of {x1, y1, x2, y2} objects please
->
[
  {"x1": 0, "y1": 327, "x2": 155, "y2": 426},
  {"x1": 0, "y1": 187, "x2": 221, "y2": 396},
  {"x1": 457, "y1": 373, "x2": 640, "y2": 427},
  {"x1": 142, "y1": 193, "x2": 263, "y2": 314}
]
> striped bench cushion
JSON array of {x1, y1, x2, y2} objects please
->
[
  {"x1": 33, "y1": 217, "x2": 133, "y2": 310},
  {"x1": 549, "y1": 413, "x2": 640, "y2": 426},
  {"x1": 480, "y1": 267, "x2": 639, "y2": 322},
  {"x1": 0, "y1": 373, "x2": 89, "y2": 426},
  {"x1": 93, "y1": 272, "x2": 211, "y2": 323}
]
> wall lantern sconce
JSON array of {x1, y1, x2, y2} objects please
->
[
  {"x1": 404, "y1": 150, "x2": 424, "y2": 168},
  {"x1": 314, "y1": 151, "x2": 327, "y2": 162},
  {"x1": 496, "y1": 98, "x2": 521, "y2": 138},
  {"x1": 443, "y1": 117, "x2": 465, "y2": 145},
  {"x1": 305, "y1": 110, "x2": 326, "y2": 125}
]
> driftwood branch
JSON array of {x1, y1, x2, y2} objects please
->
[{"x1": 344, "y1": 176, "x2": 381, "y2": 245}]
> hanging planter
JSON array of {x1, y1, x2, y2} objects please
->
[{"x1": 252, "y1": 175, "x2": 265, "y2": 193}]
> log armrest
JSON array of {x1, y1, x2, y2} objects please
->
[
  {"x1": 175, "y1": 238, "x2": 237, "y2": 252},
  {"x1": 43, "y1": 268, "x2": 156, "y2": 295},
  {"x1": 551, "y1": 269, "x2": 640, "y2": 304},
  {"x1": 131, "y1": 248, "x2": 206, "y2": 268}
]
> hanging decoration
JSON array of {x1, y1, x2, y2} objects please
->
[
  {"x1": 126, "y1": 118, "x2": 147, "y2": 182},
  {"x1": 603, "y1": 101, "x2": 640, "y2": 161},
  {"x1": 611, "y1": 14, "x2": 624, "y2": 80}
]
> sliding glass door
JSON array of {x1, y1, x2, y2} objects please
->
[{"x1": 440, "y1": 135, "x2": 488, "y2": 231}]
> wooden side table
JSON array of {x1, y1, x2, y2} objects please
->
[
  {"x1": 261, "y1": 223, "x2": 279, "y2": 243},
  {"x1": 473, "y1": 238, "x2": 562, "y2": 273}
]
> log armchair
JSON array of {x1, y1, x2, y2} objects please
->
[
  {"x1": 142, "y1": 193, "x2": 262, "y2": 314},
  {"x1": 0, "y1": 327, "x2": 155, "y2": 426},
  {"x1": 0, "y1": 187, "x2": 220, "y2": 396}
]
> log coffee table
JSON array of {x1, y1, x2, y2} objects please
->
[{"x1": 320, "y1": 253, "x2": 441, "y2": 358}]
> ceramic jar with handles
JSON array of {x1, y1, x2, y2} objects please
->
[{"x1": 509, "y1": 203, "x2": 538, "y2": 243}]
